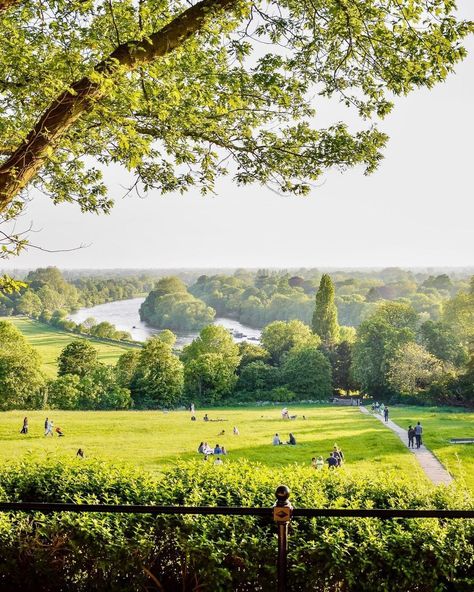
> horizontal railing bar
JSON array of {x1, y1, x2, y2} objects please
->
[
  {"x1": 293, "y1": 508, "x2": 474, "y2": 519},
  {"x1": 0, "y1": 502, "x2": 472, "y2": 519},
  {"x1": 0, "y1": 503, "x2": 272, "y2": 516}
]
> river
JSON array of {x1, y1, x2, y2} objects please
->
[{"x1": 69, "y1": 297, "x2": 261, "y2": 348}]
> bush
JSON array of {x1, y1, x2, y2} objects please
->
[{"x1": 0, "y1": 460, "x2": 472, "y2": 591}]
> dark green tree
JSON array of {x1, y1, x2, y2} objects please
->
[
  {"x1": 312, "y1": 274, "x2": 340, "y2": 347},
  {"x1": 57, "y1": 340, "x2": 99, "y2": 378},
  {"x1": 115, "y1": 350, "x2": 141, "y2": 389},
  {"x1": 330, "y1": 341, "x2": 355, "y2": 395},
  {"x1": 236, "y1": 361, "x2": 279, "y2": 395},
  {"x1": 280, "y1": 346, "x2": 332, "y2": 400},
  {"x1": 181, "y1": 325, "x2": 240, "y2": 367},
  {"x1": 419, "y1": 320, "x2": 468, "y2": 368},
  {"x1": 0, "y1": 320, "x2": 44, "y2": 409},
  {"x1": 261, "y1": 320, "x2": 319, "y2": 365},
  {"x1": 352, "y1": 303, "x2": 418, "y2": 397},
  {"x1": 237, "y1": 341, "x2": 270, "y2": 372},
  {"x1": 132, "y1": 337, "x2": 184, "y2": 408},
  {"x1": 79, "y1": 365, "x2": 132, "y2": 410},
  {"x1": 46, "y1": 374, "x2": 81, "y2": 410},
  {"x1": 184, "y1": 352, "x2": 237, "y2": 404}
]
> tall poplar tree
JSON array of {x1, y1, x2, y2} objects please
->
[{"x1": 312, "y1": 274, "x2": 340, "y2": 347}]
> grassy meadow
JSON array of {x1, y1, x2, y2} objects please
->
[
  {"x1": 1, "y1": 316, "x2": 133, "y2": 377},
  {"x1": 0, "y1": 406, "x2": 432, "y2": 484}
]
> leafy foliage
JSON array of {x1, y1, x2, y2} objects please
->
[
  {"x1": 0, "y1": 459, "x2": 471, "y2": 591},
  {"x1": 0, "y1": 320, "x2": 44, "y2": 409},
  {"x1": 312, "y1": 274, "x2": 340, "y2": 346},
  {"x1": 132, "y1": 336, "x2": 184, "y2": 408},
  {"x1": 57, "y1": 339, "x2": 99, "y2": 378},
  {"x1": 261, "y1": 319, "x2": 320, "y2": 365},
  {"x1": 140, "y1": 276, "x2": 215, "y2": 331},
  {"x1": 0, "y1": 1, "x2": 471, "y2": 246}
]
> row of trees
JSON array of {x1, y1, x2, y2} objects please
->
[
  {"x1": 0, "y1": 273, "x2": 472, "y2": 410},
  {"x1": 187, "y1": 269, "x2": 471, "y2": 329}
]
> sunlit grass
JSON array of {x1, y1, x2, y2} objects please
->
[
  {"x1": 1, "y1": 406, "x2": 432, "y2": 486},
  {"x1": 1, "y1": 316, "x2": 133, "y2": 377},
  {"x1": 388, "y1": 406, "x2": 474, "y2": 491}
]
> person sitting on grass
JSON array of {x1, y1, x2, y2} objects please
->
[
  {"x1": 221, "y1": 446, "x2": 227, "y2": 455},
  {"x1": 197, "y1": 442, "x2": 204, "y2": 454},
  {"x1": 217, "y1": 429, "x2": 225, "y2": 436},
  {"x1": 273, "y1": 433, "x2": 282, "y2": 445},
  {"x1": 55, "y1": 426, "x2": 65, "y2": 437},
  {"x1": 76, "y1": 448, "x2": 85, "y2": 458},
  {"x1": 214, "y1": 457, "x2": 223, "y2": 465},
  {"x1": 203, "y1": 413, "x2": 209, "y2": 422},
  {"x1": 214, "y1": 443, "x2": 222, "y2": 455},
  {"x1": 326, "y1": 452, "x2": 338, "y2": 469},
  {"x1": 287, "y1": 433, "x2": 296, "y2": 445},
  {"x1": 233, "y1": 426, "x2": 239, "y2": 435},
  {"x1": 203, "y1": 442, "x2": 213, "y2": 455}
]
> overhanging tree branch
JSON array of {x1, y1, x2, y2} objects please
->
[{"x1": 0, "y1": 0, "x2": 240, "y2": 214}]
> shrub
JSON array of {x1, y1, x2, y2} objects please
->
[{"x1": 0, "y1": 460, "x2": 471, "y2": 591}]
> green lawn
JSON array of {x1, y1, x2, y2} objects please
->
[
  {"x1": 0, "y1": 406, "x2": 432, "y2": 485},
  {"x1": 1, "y1": 316, "x2": 133, "y2": 377},
  {"x1": 388, "y1": 406, "x2": 474, "y2": 491}
]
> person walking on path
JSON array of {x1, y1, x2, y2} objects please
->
[
  {"x1": 20, "y1": 417, "x2": 28, "y2": 434},
  {"x1": 384, "y1": 407, "x2": 389, "y2": 422},
  {"x1": 414, "y1": 422, "x2": 423, "y2": 448},
  {"x1": 407, "y1": 425, "x2": 415, "y2": 449}
]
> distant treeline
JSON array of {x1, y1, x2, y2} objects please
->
[{"x1": 1, "y1": 270, "x2": 472, "y2": 410}]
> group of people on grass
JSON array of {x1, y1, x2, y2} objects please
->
[
  {"x1": 272, "y1": 432, "x2": 296, "y2": 446},
  {"x1": 311, "y1": 445, "x2": 344, "y2": 470},
  {"x1": 19, "y1": 417, "x2": 65, "y2": 437}
]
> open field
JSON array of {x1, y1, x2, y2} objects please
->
[
  {"x1": 1, "y1": 316, "x2": 133, "y2": 377},
  {"x1": 388, "y1": 406, "x2": 474, "y2": 491},
  {"x1": 0, "y1": 406, "x2": 438, "y2": 486}
]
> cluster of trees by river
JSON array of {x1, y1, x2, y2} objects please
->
[
  {"x1": 141, "y1": 267, "x2": 471, "y2": 331},
  {"x1": 1, "y1": 269, "x2": 472, "y2": 410}
]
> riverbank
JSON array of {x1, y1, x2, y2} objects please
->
[{"x1": 69, "y1": 297, "x2": 261, "y2": 347}]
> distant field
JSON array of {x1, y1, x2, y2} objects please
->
[
  {"x1": 0, "y1": 406, "x2": 432, "y2": 485},
  {"x1": 1, "y1": 316, "x2": 133, "y2": 377},
  {"x1": 389, "y1": 406, "x2": 474, "y2": 491}
]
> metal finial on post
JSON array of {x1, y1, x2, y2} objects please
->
[{"x1": 273, "y1": 485, "x2": 293, "y2": 592}]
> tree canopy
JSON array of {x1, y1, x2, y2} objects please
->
[
  {"x1": 0, "y1": 1, "x2": 472, "y2": 254},
  {"x1": 312, "y1": 274, "x2": 340, "y2": 346}
]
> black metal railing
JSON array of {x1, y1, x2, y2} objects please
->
[{"x1": 1, "y1": 485, "x2": 473, "y2": 592}]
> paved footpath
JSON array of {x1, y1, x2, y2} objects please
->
[{"x1": 360, "y1": 407, "x2": 453, "y2": 486}]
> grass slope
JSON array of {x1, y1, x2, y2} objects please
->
[
  {"x1": 1, "y1": 316, "x2": 133, "y2": 377},
  {"x1": 388, "y1": 406, "x2": 474, "y2": 491},
  {"x1": 1, "y1": 407, "x2": 430, "y2": 485}
]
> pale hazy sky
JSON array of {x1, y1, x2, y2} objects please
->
[{"x1": 4, "y1": 1, "x2": 474, "y2": 270}]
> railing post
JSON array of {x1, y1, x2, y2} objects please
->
[{"x1": 273, "y1": 485, "x2": 293, "y2": 592}]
